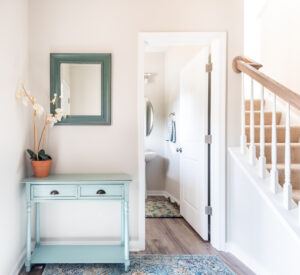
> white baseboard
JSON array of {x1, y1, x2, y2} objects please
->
[
  {"x1": 11, "y1": 248, "x2": 26, "y2": 275},
  {"x1": 226, "y1": 242, "x2": 270, "y2": 275},
  {"x1": 11, "y1": 239, "x2": 144, "y2": 274},
  {"x1": 146, "y1": 190, "x2": 180, "y2": 205}
]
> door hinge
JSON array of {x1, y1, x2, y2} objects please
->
[
  {"x1": 205, "y1": 206, "x2": 212, "y2": 216},
  {"x1": 206, "y1": 63, "x2": 213, "y2": 73},
  {"x1": 205, "y1": 135, "x2": 212, "y2": 144}
]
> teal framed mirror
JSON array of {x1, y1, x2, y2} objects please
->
[{"x1": 50, "y1": 53, "x2": 111, "y2": 125}]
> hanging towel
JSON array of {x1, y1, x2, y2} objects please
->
[{"x1": 166, "y1": 120, "x2": 176, "y2": 143}]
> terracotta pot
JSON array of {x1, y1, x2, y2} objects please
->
[{"x1": 31, "y1": 160, "x2": 52, "y2": 178}]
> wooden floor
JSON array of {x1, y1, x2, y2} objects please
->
[
  {"x1": 134, "y1": 217, "x2": 254, "y2": 275},
  {"x1": 19, "y1": 197, "x2": 254, "y2": 275}
]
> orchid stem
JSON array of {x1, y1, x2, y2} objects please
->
[
  {"x1": 33, "y1": 111, "x2": 38, "y2": 160},
  {"x1": 38, "y1": 121, "x2": 47, "y2": 152}
]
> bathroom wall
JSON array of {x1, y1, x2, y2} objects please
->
[
  {"x1": 144, "y1": 53, "x2": 166, "y2": 192},
  {"x1": 164, "y1": 46, "x2": 207, "y2": 201},
  {"x1": 28, "y1": 0, "x2": 243, "y2": 250},
  {"x1": 0, "y1": 0, "x2": 30, "y2": 274}
]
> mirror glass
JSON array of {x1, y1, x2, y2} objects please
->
[
  {"x1": 145, "y1": 98, "x2": 154, "y2": 136},
  {"x1": 60, "y1": 64, "x2": 102, "y2": 116}
]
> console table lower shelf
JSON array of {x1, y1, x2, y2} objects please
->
[
  {"x1": 22, "y1": 174, "x2": 131, "y2": 272},
  {"x1": 31, "y1": 245, "x2": 127, "y2": 264}
]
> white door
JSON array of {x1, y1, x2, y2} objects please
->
[{"x1": 179, "y1": 46, "x2": 209, "y2": 240}]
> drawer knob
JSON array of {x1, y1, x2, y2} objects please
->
[
  {"x1": 96, "y1": 189, "x2": 106, "y2": 195},
  {"x1": 50, "y1": 190, "x2": 59, "y2": 195}
]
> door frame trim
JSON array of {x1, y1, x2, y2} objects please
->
[{"x1": 137, "y1": 32, "x2": 227, "y2": 251}]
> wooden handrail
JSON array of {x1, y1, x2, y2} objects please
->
[{"x1": 232, "y1": 56, "x2": 300, "y2": 110}]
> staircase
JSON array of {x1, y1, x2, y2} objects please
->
[
  {"x1": 245, "y1": 99, "x2": 300, "y2": 202},
  {"x1": 229, "y1": 56, "x2": 300, "y2": 275}
]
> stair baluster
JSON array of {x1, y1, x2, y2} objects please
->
[
  {"x1": 249, "y1": 79, "x2": 256, "y2": 165},
  {"x1": 259, "y1": 85, "x2": 266, "y2": 178},
  {"x1": 284, "y1": 103, "x2": 292, "y2": 209},
  {"x1": 240, "y1": 73, "x2": 246, "y2": 155},
  {"x1": 270, "y1": 94, "x2": 279, "y2": 193},
  {"x1": 298, "y1": 202, "x2": 300, "y2": 224}
]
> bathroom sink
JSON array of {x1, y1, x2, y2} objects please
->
[{"x1": 145, "y1": 150, "x2": 157, "y2": 163}]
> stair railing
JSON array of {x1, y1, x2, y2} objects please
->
[{"x1": 233, "y1": 56, "x2": 300, "y2": 211}]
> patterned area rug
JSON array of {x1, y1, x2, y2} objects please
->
[
  {"x1": 42, "y1": 255, "x2": 236, "y2": 275},
  {"x1": 145, "y1": 198, "x2": 181, "y2": 218}
]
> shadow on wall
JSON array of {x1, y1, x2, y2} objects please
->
[{"x1": 146, "y1": 155, "x2": 168, "y2": 191}]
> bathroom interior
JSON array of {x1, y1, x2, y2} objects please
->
[{"x1": 144, "y1": 42, "x2": 211, "y2": 227}]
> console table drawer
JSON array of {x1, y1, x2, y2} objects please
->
[
  {"x1": 80, "y1": 185, "x2": 123, "y2": 199},
  {"x1": 31, "y1": 185, "x2": 77, "y2": 200}
]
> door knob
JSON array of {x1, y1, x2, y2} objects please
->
[{"x1": 176, "y1": 147, "x2": 182, "y2": 153}]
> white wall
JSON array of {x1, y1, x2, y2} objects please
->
[
  {"x1": 258, "y1": 0, "x2": 300, "y2": 94},
  {"x1": 0, "y1": 0, "x2": 30, "y2": 274},
  {"x1": 227, "y1": 149, "x2": 300, "y2": 275},
  {"x1": 259, "y1": 0, "x2": 300, "y2": 123},
  {"x1": 244, "y1": 0, "x2": 300, "y2": 120},
  {"x1": 28, "y1": 0, "x2": 243, "y2": 249},
  {"x1": 144, "y1": 53, "x2": 166, "y2": 191}
]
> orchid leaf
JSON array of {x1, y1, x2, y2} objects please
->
[
  {"x1": 27, "y1": 149, "x2": 52, "y2": 161},
  {"x1": 26, "y1": 149, "x2": 36, "y2": 160},
  {"x1": 38, "y1": 149, "x2": 52, "y2": 160}
]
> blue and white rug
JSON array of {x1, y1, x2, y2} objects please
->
[{"x1": 42, "y1": 255, "x2": 236, "y2": 275}]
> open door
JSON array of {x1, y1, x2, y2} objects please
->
[{"x1": 179, "y1": 46, "x2": 210, "y2": 240}]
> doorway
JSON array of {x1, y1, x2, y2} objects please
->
[{"x1": 137, "y1": 32, "x2": 227, "y2": 251}]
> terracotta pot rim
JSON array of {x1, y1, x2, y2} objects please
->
[{"x1": 31, "y1": 159, "x2": 52, "y2": 166}]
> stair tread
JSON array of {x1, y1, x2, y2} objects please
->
[
  {"x1": 245, "y1": 99, "x2": 262, "y2": 102},
  {"x1": 251, "y1": 143, "x2": 300, "y2": 146},
  {"x1": 245, "y1": 111, "x2": 280, "y2": 114},
  {"x1": 292, "y1": 190, "x2": 300, "y2": 202},
  {"x1": 246, "y1": 125, "x2": 300, "y2": 129},
  {"x1": 266, "y1": 163, "x2": 300, "y2": 170}
]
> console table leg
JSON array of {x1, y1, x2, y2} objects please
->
[
  {"x1": 125, "y1": 262, "x2": 129, "y2": 272},
  {"x1": 35, "y1": 202, "x2": 40, "y2": 246},
  {"x1": 124, "y1": 201, "x2": 129, "y2": 271},
  {"x1": 26, "y1": 201, "x2": 31, "y2": 272},
  {"x1": 121, "y1": 201, "x2": 124, "y2": 245}
]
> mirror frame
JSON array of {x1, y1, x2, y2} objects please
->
[
  {"x1": 145, "y1": 98, "x2": 154, "y2": 136},
  {"x1": 50, "y1": 53, "x2": 111, "y2": 125}
]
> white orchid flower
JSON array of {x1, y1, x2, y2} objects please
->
[
  {"x1": 51, "y1": 93, "x2": 57, "y2": 104},
  {"x1": 22, "y1": 97, "x2": 28, "y2": 106},
  {"x1": 46, "y1": 114, "x2": 57, "y2": 127},
  {"x1": 33, "y1": 103, "x2": 44, "y2": 116},
  {"x1": 16, "y1": 91, "x2": 22, "y2": 99},
  {"x1": 55, "y1": 108, "x2": 64, "y2": 114},
  {"x1": 55, "y1": 114, "x2": 62, "y2": 121},
  {"x1": 55, "y1": 108, "x2": 66, "y2": 121}
]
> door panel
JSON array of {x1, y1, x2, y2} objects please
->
[{"x1": 180, "y1": 46, "x2": 209, "y2": 240}]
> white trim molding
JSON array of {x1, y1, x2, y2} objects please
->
[
  {"x1": 226, "y1": 242, "x2": 271, "y2": 275},
  {"x1": 138, "y1": 32, "x2": 227, "y2": 251},
  {"x1": 11, "y1": 249, "x2": 26, "y2": 275}
]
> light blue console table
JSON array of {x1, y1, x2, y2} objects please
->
[{"x1": 22, "y1": 174, "x2": 131, "y2": 272}]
